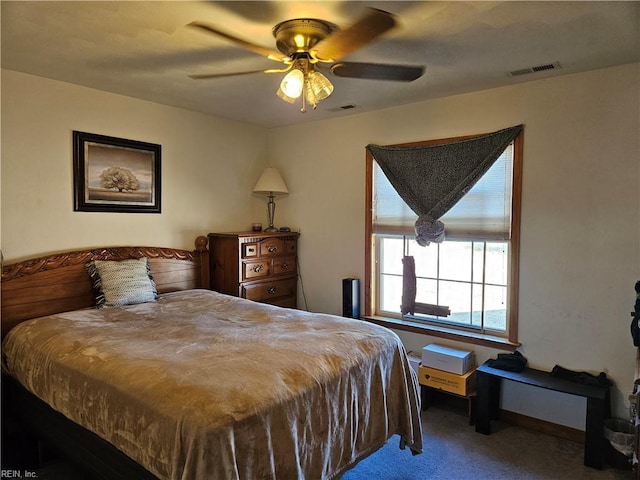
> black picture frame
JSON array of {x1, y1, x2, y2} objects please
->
[{"x1": 73, "y1": 131, "x2": 161, "y2": 213}]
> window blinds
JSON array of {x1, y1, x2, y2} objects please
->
[{"x1": 372, "y1": 140, "x2": 515, "y2": 241}]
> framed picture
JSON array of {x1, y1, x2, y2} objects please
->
[{"x1": 73, "y1": 131, "x2": 161, "y2": 213}]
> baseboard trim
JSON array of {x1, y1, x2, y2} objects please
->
[
  {"x1": 498, "y1": 410, "x2": 584, "y2": 444},
  {"x1": 433, "y1": 391, "x2": 585, "y2": 444}
]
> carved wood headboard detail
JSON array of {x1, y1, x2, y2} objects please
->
[{"x1": 1, "y1": 236, "x2": 210, "y2": 337}]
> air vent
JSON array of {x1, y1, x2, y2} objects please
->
[
  {"x1": 328, "y1": 104, "x2": 357, "y2": 112},
  {"x1": 509, "y1": 62, "x2": 561, "y2": 77}
]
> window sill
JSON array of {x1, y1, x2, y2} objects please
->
[{"x1": 361, "y1": 315, "x2": 520, "y2": 351}]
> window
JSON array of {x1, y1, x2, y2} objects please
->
[
  {"x1": 365, "y1": 131, "x2": 523, "y2": 348},
  {"x1": 378, "y1": 237, "x2": 509, "y2": 331}
]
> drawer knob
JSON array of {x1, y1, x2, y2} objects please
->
[
  {"x1": 268, "y1": 246, "x2": 278, "y2": 253},
  {"x1": 253, "y1": 264, "x2": 264, "y2": 273},
  {"x1": 267, "y1": 287, "x2": 277, "y2": 294},
  {"x1": 281, "y1": 262, "x2": 288, "y2": 269}
]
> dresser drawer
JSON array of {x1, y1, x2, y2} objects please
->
[
  {"x1": 284, "y1": 239, "x2": 297, "y2": 255},
  {"x1": 242, "y1": 243, "x2": 259, "y2": 258},
  {"x1": 242, "y1": 260, "x2": 271, "y2": 280},
  {"x1": 273, "y1": 256, "x2": 296, "y2": 276},
  {"x1": 242, "y1": 278, "x2": 297, "y2": 303},
  {"x1": 259, "y1": 238, "x2": 285, "y2": 256},
  {"x1": 269, "y1": 296, "x2": 297, "y2": 308}
]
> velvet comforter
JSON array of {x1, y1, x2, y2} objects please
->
[{"x1": 2, "y1": 289, "x2": 422, "y2": 480}]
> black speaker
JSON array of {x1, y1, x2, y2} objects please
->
[{"x1": 342, "y1": 278, "x2": 360, "y2": 318}]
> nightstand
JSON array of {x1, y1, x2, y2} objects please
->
[{"x1": 208, "y1": 231, "x2": 299, "y2": 308}]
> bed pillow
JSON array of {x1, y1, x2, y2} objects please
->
[{"x1": 86, "y1": 257, "x2": 158, "y2": 308}]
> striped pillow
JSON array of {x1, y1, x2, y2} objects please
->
[{"x1": 86, "y1": 257, "x2": 158, "y2": 308}]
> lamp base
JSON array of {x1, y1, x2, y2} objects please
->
[{"x1": 264, "y1": 227, "x2": 278, "y2": 232}]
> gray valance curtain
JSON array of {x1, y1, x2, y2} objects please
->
[{"x1": 366, "y1": 124, "x2": 523, "y2": 246}]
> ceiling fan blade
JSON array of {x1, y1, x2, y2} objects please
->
[
  {"x1": 188, "y1": 21, "x2": 289, "y2": 63},
  {"x1": 330, "y1": 62, "x2": 424, "y2": 82},
  {"x1": 312, "y1": 8, "x2": 397, "y2": 62},
  {"x1": 189, "y1": 69, "x2": 269, "y2": 80}
]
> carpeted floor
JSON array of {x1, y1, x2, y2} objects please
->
[
  {"x1": 343, "y1": 404, "x2": 633, "y2": 480},
  {"x1": 33, "y1": 404, "x2": 634, "y2": 479}
]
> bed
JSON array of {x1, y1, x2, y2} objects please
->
[{"x1": 1, "y1": 236, "x2": 422, "y2": 479}]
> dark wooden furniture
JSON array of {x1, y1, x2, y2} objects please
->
[
  {"x1": 475, "y1": 361, "x2": 611, "y2": 469},
  {"x1": 1, "y1": 237, "x2": 209, "y2": 338},
  {"x1": 208, "y1": 231, "x2": 299, "y2": 308},
  {"x1": 1, "y1": 237, "x2": 210, "y2": 478}
]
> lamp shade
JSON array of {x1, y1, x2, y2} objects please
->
[
  {"x1": 280, "y1": 69, "x2": 304, "y2": 99},
  {"x1": 253, "y1": 167, "x2": 289, "y2": 195}
]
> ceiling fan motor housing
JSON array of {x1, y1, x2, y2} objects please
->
[{"x1": 273, "y1": 19, "x2": 337, "y2": 56}]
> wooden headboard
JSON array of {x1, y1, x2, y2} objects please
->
[{"x1": 1, "y1": 236, "x2": 210, "y2": 337}]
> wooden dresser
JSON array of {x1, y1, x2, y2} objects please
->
[{"x1": 208, "y1": 231, "x2": 299, "y2": 308}]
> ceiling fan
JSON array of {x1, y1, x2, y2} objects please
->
[{"x1": 188, "y1": 8, "x2": 425, "y2": 113}]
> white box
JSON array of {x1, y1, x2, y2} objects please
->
[{"x1": 421, "y1": 344, "x2": 475, "y2": 375}]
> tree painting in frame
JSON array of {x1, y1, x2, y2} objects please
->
[{"x1": 73, "y1": 131, "x2": 161, "y2": 213}]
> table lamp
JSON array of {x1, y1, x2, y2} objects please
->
[{"x1": 253, "y1": 167, "x2": 289, "y2": 232}]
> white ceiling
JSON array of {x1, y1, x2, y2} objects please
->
[{"x1": 2, "y1": 1, "x2": 638, "y2": 128}]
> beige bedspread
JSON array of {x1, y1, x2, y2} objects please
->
[{"x1": 2, "y1": 289, "x2": 422, "y2": 480}]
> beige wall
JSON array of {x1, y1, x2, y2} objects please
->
[
  {"x1": 2, "y1": 64, "x2": 639, "y2": 422},
  {"x1": 1, "y1": 70, "x2": 269, "y2": 261},
  {"x1": 270, "y1": 63, "x2": 640, "y2": 421}
]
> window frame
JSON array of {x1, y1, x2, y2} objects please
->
[{"x1": 364, "y1": 131, "x2": 524, "y2": 350}]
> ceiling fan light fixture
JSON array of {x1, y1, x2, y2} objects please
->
[
  {"x1": 306, "y1": 71, "x2": 333, "y2": 102},
  {"x1": 278, "y1": 68, "x2": 334, "y2": 110},
  {"x1": 303, "y1": 82, "x2": 317, "y2": 110},
  {"x1": 279, "y1": 68, "x2": 304, "y2": 99},
  {"x1": 276, "y1": 86, "x2": 297, "y2": 104}
]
